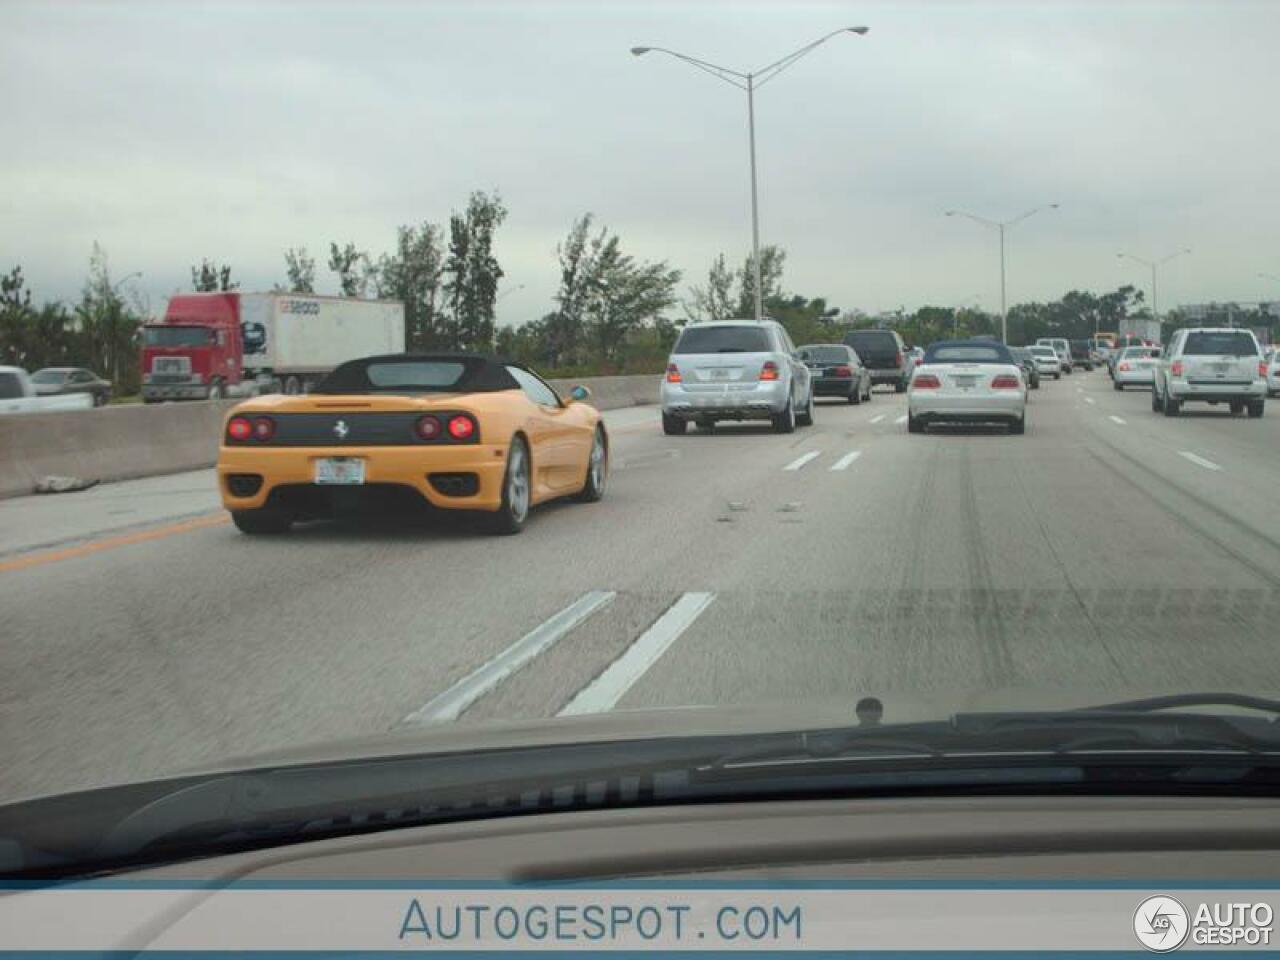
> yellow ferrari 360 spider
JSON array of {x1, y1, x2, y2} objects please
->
[{"x1": 217, "y1": 354, "x2": 608, "y2": 535}]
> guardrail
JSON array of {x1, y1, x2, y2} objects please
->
[{"x1": 0, "y1": 375, "x2": 659, "y2": 499}]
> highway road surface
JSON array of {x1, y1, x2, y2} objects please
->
[{"x1": 4, "y1": 370, "x2": 1280, "y2": 803}]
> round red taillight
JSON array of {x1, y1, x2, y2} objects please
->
[
  {"x1": 447, "y1": 415, "x2": 475, "y2": 440},
  {"x1": 251, "y1": 417, "x2": 275, "y2": 440},
  {"x1": 227, "y1": 416, "x2": 252, "y2": 441},
  {"x1": 415, "y1": 415, "x2": 441, "y2": 440}
]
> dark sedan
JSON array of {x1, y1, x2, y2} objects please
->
[
  {"x1": 797, "y1": 343, "x2": 872, "y2": 404},
  {"x1": 1008, "y1": 347, "x2": 1041, "y2": 390},
  {"x1": 30, "y1": 367, "x2": 112, "y2": 406}
]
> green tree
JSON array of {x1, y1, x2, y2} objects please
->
[
  {"x1": 282, "y1": 247, "x2": 316, "y2": 293},
  {"x1": 191, "y1": 259, "x2": 236, "y2": 292},
  {"x1": 736, "y1": 245, "x2": 786, "y2": 318},
  {"x1": 79, "y1": 244, "x2": 143, "y2": 388},
  {"x1": 328, "y1": 242, "x2": 367, "y2": 297},
  {"x1": 442, "y1": 191, "x2": 508, "y2": 351},
  {"x1": 685, "y1": 253, "x2": 736, "y2": 322},
  {"x1": 370, "y1": 222, "x2": 446, "y2": 350}
]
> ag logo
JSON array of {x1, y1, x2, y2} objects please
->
[
  {"x1": 333, "y1": 419, "x2": 350, "y2": 440},
  {"x1": 1134, "y1": 896, "x2": 1190, "y2": 952}
]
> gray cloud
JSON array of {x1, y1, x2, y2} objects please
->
[{"x1": 3, "y1": 0, "x2": 1279, "y2": 324}]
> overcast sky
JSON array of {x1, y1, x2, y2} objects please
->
[{"x1": 4, "y1": 0, "x2": 1279, "y2": 325}]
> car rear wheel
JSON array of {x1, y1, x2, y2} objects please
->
[
  {"x1": 207, "y1": 380, "x2": 225, "y2": 401},
  {"x1": 907, "y1": 413, "x2": 924, "y2": 434},
  {"x1": 771, "y1": 392, "x2": 796, "y2": 433},
  {"x1": 1009, "y1": 415, "x2": 1026, "y2": 435},
  {"x1": 849, "y1": 383, "x2": 861, "y2": 404},
  {"x1": 574, "y1": 427, "x2": 608, "y2": 502},
  {"x1": 1164, "y1": 395, "x2": 1181, "y2": 417},
  {"x1": 485, "y1": 436, "x2": 530, "y2": 535},
  {"x1": 93, "y1": 392, "x2": 108, "y2": 407},
  {"x1": 662, "y1": 413, "x2": 686, "y2": 436},
  {"x1": 694, "y1": 419, "x2": 714, "y2": 433},
  {"x1": 797, "y1": 388, "x2": 814, "y2": 427},
  {"x1": 1114, "y1": 381, "x2": 1123, "y2": 391},
  {"x1": 231, "y1": 508, "x2": 292, "y2": 535},
  {"x1": 1152, "y1": 384, "x2": 1163, "y2": 412},
  {"x1": 894, "y1": 380, "x2": 906, "y2": 394},
  {"x1": 1248, "y1": 400, "x2": 1265, "y2": 419},
  {"x1": 1230, "y1": 401, "x2": 1245, "y2": 415}
]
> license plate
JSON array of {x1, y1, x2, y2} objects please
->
[
  {"x1": 954, "y1": 376, "x2": 978, "y2": 388},
  {"x1": 710, "y1": 368, "x2": 731, "y2": 380},
  {"x1": 314, "y1": 458, "x2": 366, "y2": 485}
]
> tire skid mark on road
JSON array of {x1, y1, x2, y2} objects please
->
[
  {"x1": 1083, "y1": 443, "x2": 1280, "y2": 590},
  {"x1": 957, "y1": 444, "x2": 1017, "y2": 685},
  {"x1": 559, "y1": 592, "x2": 716, "y2": 716},
  {"x1": 0, "y1": 514, "x2": 229, "y2": 574},
  {"x1": 401, "y1": 591, "x2": 617, "y2": 725}
]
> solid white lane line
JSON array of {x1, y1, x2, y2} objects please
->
[
  {"x1": 895, "y1": 414, "x2": 908, "y2": 424},
  {"x1": 402, "y1": 591, "x2": 616, "y2": 724},
  {"x1": 868, "y1": 414, "x2": 886, "y2": 424},
  {"x1": 783, "y1": 451, "x2": 821, "y2": 471},
  {"x1": 830, "y1": 450, "x2": 863, "y2": 471},
  {"x1": 1179, "y1": 451, "x2": 1223, "y2": 472},
  {"x1": 559, "y1": 592, "x2": 715, "y2": 716},
  {"x1": 1084, "y1": 397, "x2": 1096, "y2": 405},
  {"x1": 1108, "y1": 415, "x2": 1127, "y2": 425}
]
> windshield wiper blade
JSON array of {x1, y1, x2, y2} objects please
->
[{"x1": 1077, "y1": 692, "x2": 1280, "y2": 717}]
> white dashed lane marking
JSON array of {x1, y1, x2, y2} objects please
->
[
  {"x1": 895, "y1": 415, "x2": 908, "y2": 424},
  {"x1": 1084, "y1": 397, "x2": 1096, "y2": 405},
  {"x1": 1109, "y1": 415, "x2": 1127, "y2": 425},
  {"x1": 1178, "y1": 451, "x2": 1223, "y2": 472},
  {"x1": 559, "y1": 592, "x2": 716, "y2": 716},
  {"x1": 830, "y1": 451, "x2": 862, "y2": 471},
  {"x1": 783, "y1": 451, "x2": 821, "y2": 472},
  {"x1": 868, "y1": 414, "x2": 886, "y2": 424}
]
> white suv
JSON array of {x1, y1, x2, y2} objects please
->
[
  {"x1": 1152, "y1": 327, "x2": 1267, "y2": 418},
  {"x1": 661, "y1": 320, "x2": 814, "y2": 435}
]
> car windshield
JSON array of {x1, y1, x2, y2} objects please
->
[
  {"x1": 143, "y1": 326, "x2": 213, "y2": 347},
  {"x1": 6, "y1": 0, "x2": 1280, "y2": 891},
  {"x1": 1182, "y1": 331, "x2": 1258, "y2": 356},
  {"x1": 672, "y1": 325, "x2": 771, "y2": 354},
  {"x1": 800, "y1": 345, "x2": 849, "y2": 363},
  {"x1": 924, "y1": 344, "x2": 1011, "y2": 363}
]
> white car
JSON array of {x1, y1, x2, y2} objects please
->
[
  {"x1": 0, "y1": 366, "x2": 94, "y2": 415},
  {"x1": 1027, "y1": 345, "x2": 1063, "y2": 380},
  {"x1": 907, "y1": 340, "x2": 1027, "y2": 435},
  {"x1": 1112, "y1": 346, "x2": 1161, "y2": 390},
  {"x1": 1266, "y1": 348, "x2": 1280, "y2": 398},
  {"x1": 1152, "y1": 327, "x2": 1267, "y2": 418},
  {"x1": 1036, "y1": 337, "x2": 1073, "y2": 374}
]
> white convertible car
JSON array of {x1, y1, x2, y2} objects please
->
[{"x1": 907, "y1": 340, "x2": 1028, "y2": 435}]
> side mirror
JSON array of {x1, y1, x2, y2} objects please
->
[{"x1": 568, "y1": 384, "x2": 592, "y2": 403}]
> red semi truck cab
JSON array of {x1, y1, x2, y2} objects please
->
[{"x1": 141, "y1": 293, "x2": 244, "y2": 402}]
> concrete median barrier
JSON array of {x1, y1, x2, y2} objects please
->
[{"x1": 0, "y1": 375, "x2": 659, "y2": 499}]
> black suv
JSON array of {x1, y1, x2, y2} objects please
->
[
  {"x1": 842, "y1": 329, "x2": 910, "y2": 393},
  {"x1": 1069, "y1": 340, "x2": 1095, "y2": 371}
]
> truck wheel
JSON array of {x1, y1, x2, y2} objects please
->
[
  {"x1": 232, "y1": 509, "x2": 292, "y2": 535},
  {"x1": 1248, "y1": 400, "x2": 1265, "y2": 419}
]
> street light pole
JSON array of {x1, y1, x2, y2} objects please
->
[
  {"x1": 1117, "y1": 249, "x2": 1190, "y2": 336},
  {"x1": 945, "y1": 204, "x2": 1058, "y2": 344},
  {"x1": 632, "y1": 27, "x2": 869, "y2": 323}
]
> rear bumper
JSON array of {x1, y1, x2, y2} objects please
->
[
  {"x1": 867, "y1": 368, "x2": 904, "y2": 385},
  {"x1": 1115, "y1": 368, "x2": 1155, "y2": 385},
  {"x1": 910, "y1": 392, "x2": 1025, "y2": 423},
  {"x1": 1167, "y1": 380, "x2": 1266, "y2": 402},
  {"x1": 143, "y1": 384, "x2": 211, "y2": 400},
  {"x1": 661, "y1": 380, "x2": 788, "y2": 419},
  {"x1": 814, "y1": 377, "x2": 856, "y2": 396},
  {"x1": 217, "y1": 443, "x2": 509, "y2": 513}
]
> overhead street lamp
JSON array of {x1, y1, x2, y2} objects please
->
[
  {"x1": 632, "y1": 26, "x2": 869, "y2": 323},
  {"x1": 1117, "y1": 249, "x2": 1190, "y2": 334},
  {"x1": 944, "y1": 204, "x2": 1059, "y2": 344}
]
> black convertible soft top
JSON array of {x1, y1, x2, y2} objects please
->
[{"x1": 314, "y1": 353, "x2": 522, "y2": 394}]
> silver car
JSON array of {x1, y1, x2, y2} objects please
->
[
  {"x1": 1112, "y1": 346, "x2": 1160, "y2": 390},
  {"x1": 661, "y1": 320, "x2": 814, "y2": 434},
  {"x1": 1266, "y1": 348, "x2": 1280, "y2": 397},
  {"x1": 1152, "y1": 327, "x2": 1267, "y2": 417}
]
